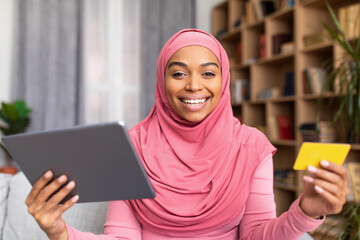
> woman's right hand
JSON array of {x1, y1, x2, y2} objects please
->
[{"x1": 25, "y1": 170, "x2": 79, "y2": 240}]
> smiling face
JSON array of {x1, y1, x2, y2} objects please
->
[{"x1": 165, "y1": 46, "x2": 222, "y2": 122}]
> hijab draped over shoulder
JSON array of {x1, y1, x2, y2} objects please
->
[{"x1": 126, "y1": 29, "x2": 276, "y2": 237}]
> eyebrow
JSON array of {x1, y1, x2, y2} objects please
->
[{"x1": 167, "y1": 61, "x2": 219, "y2": 69}]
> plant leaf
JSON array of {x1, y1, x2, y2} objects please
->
[{"x1": 325, "y1": 3, "x2": 353, "y2": 55}]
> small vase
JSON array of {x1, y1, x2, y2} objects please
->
[{"x1": 0, "y1": 155, "x2": 18, "y2": 175}]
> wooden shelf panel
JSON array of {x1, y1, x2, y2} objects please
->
[
  {"x1": 274, "y1": 182, "x2": 298, "y2": 192},
  {"x1": 267, "y1": 7, "x2": 294, "y2": 21},
  {"x1": 255, "y1": 52, "x2": 294, "y2": 65},
  {"x1": 301, "y1": 0, "x2": 355, "y2": 8},
  {"x1": 301, "y1": 41, "x2": 333, "y2": 54},
  {"x1": 271, "y1": 140, "x2": 298, "y2": 146}
]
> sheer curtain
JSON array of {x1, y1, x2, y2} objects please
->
[{"x1": 82, "y1": 0, "x2": 141, "y2": 129}]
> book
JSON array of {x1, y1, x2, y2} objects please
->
[
  {"x1": 252, "y1": 0, "x2": 264, "y2": 20},
  {"x1": 246, "y1": 1, "x2": 256, "y2": 24},
  {"x1": 281, "y1": 41, "x2": 294, "y2": 53},
  {"x1": 268, "y1": 116, "x2": 280, "y2": 141},
  {"x1": 272, "y1": 33, "x2": 292, "y2": 55},
  {"x1": 303, "y1": 67, "x2": 327, "y2": 94},
  {"x1": 232, "y1": 79, "x2": 249, "y2": 104},
  {"x1": 236, "y1": 41, "x2": 242, "y2": 64},
  {"x1": 284, "y1": 72, "x2": 294, "y2": 96},
  {"x1": 303, "y1": 30, "x2": 330, "y2": 48},
  {"x1": 277, "y1": 115, "x2": 293, "y2": 140},
  {"x1": 347, "y1": 162, "x2": 360, "y2": 202},
  {"x1": 260, "y1": 1, "x2": 275, "y2": 16},
  {"x1": 344, "y1": 163, "x2": 355, "y2": 202},
  {"x1": 257, "y1": 87, "x2": 281, "y2": 100},
  {"x1": 259, "y1": 34, "x2": 266, "y2": 59}
]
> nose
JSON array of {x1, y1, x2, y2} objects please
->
[{"x1": 185, "y1": 76, "x2": 203, "y2": 92}]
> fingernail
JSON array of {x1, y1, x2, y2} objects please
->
[
  {"x1": 314, "y1": 185, "x2": 324, "y2": 193},
  {"x1": 303, "y1": 175, "x2": 314, "y2": 183},
  {"x1": 308, "y1": 165, "x2": 317, "y2": 173},
  {"x1": 66, "y1": 181, "x2": 75, "y2": 189},
  {"x1": 58, "y1": 175, "x2": 67, "y2": 183},
  {"x1": 320, "y1": 160, "x2": 330, "y2": 167},
  {"x1": 44, "y1": 171, "x2": 52, "y2": 178},
  {"x1": 72, "y1": 195, "x2": 79, "y2": 202}
]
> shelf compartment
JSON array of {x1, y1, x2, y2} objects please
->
[
  {"x1": 267, "y1": 101, "x2": 296, "y2": 141},
  {"x1": 212, "y1": 1, "x2": 229, "y2": 38},
  {"x1": 251, "y1": 58, "x2": 294, "y2": 101},
  {"x1": 228, "y1": 0, "x2": 245, "y2": 32},
  {"x1": 242, "y1": 102, "x2": 266, "y2": 128},
  {"x1": 274, "y1": 188, "x2": 296, "y2": 216}
]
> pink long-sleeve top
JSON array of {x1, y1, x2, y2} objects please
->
[{"x1": 66, "y1": 153, "x2": 323, "y2": 240}]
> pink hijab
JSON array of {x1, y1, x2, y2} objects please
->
[{"x1": 127, "y1": 29, "x2": 275, "y2": 237}]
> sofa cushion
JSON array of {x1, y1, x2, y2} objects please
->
[
  {"x1": 0, "y1": 173, "x2": 12, "y2": 238},
  {"x1": 2, "y1": 172, "x2": 108, "y2": 240}
]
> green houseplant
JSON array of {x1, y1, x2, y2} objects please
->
[
  {"x1": 0, "y1": 100, "x2": 32, "y2": 167},
  {"x1": 320, "y1": 3, "x2": 360, "y2": 143},
  {"x1": 317, "y1": 3, "x2": 360, "y2": 240}
]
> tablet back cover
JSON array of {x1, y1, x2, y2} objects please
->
[{"x1": 2, "y1": 122, "x2": 156, "y2": 203}]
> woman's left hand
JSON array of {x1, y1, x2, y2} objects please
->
[{"x1": 299, "y1": 160, "x2": 350, "y2": 218}]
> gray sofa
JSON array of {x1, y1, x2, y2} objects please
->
[
  {"x1": 0, "y1": 172, "x2": 108, "y2": 240},
  {"x1": 0, "y1": 172, "x2": 314, "y2": 240}
]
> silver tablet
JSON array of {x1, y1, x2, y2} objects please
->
[{"x1": 2, "y1": 122, "x2": 156, "y2": 203}]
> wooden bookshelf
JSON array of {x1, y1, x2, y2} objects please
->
[{"x1": 212, "y1": 0, "x2": 360, "y2": 238}]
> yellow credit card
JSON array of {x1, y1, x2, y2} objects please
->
[{"x1": 293, "y1": 142, "x2": 351, "y2": 170}]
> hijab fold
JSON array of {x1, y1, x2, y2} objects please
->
[{"x1": 126, "y1": 29, "x2": 276, "y2": 237}]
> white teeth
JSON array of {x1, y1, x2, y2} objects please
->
[{"x1": 182, "y1": 98, "x2": 207, "y2": 104}]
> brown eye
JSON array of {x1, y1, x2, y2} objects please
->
[
  {"x1": 203, "y1": 72, "x2": 215, "y2": 77},
  {"x1": 172, "y1": 72, "x2": 185, "y2": 77}
]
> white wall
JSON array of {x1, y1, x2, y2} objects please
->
[
  {"x1": 0, "y1": 0, "x2": 14, "y2": 102},
  {"x1": 196, "y1": 0, "x2": 226, "y2": 33}
]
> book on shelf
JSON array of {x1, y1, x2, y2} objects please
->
[
  {"x1": 246, "y1": 0, "x2": 256, "y2": 24},
  {"x1": 302, "y1": 67, "x2": 327, "y2": 94},
  {"x1": 257, "y1": 87, "x2": 281, "y2": 100},
  {"x1": 251, "y1": 0, "x2": 275, "y2": 21},
  {"x1": 236, "y1": 41, "x2": 242, "y2": 64},
  {"x1": 274, "y1": 169, "x2": 295, "y2": 186},
  {"x1": 339, "y1": 3, "x2": 360, "y2": 39},
  {"x1": 268, "y1": 116, "x2": 280, "y2": 141},
  {"x1": 259, "y1": 33, "x2": 266, "y2": 59},
  {"x1": 260, "y1": 1, "x2": 275, "y2": 16},
  {"x1": 277, "y1": 115, "x2": 293, "y2": 140},
  {"x1": 280, "y1": 41, "x2": 294, "y2": 54},
  {"x1": 272, "y1": 33, "x2": 292, "y2": 55},
  {"x1": 232, "y1": 79, "x2": 249, "y2": 104},
  {"x1": 284, "y1": 72, "x2": 294, "y2": 96},
  {"x1": 299, "y1": 121, "x2": 336, "y2": 143},
  {"x1": 347, "y1": 162, "x2": 360, "y2": 202},
  {"x1": 303, "y1": 30, "x2": 330, "y2": 48}
]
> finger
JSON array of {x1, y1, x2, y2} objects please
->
[
  {"x1": 304, "y1": 175, "x2": 344, "y2": 198},
  {"x1": 26, "y1": 170, "x2": 53, "y2": 206},
  {"x1": 307, "y1": 165, "x2": 345, "y2": 186},
  {"x1": 313, "y1": 185, "x2": 344, "y2": 214},
  {"x1": 51, "y1": 195, "x2": 79, "y2": 219},
  {"x1": 41, "y1": 181, "x2": 76, "y2": 213},
  {"x1": 30, "y1": 175, "x2": 68, "y2": 211},
  {"x1": 319, "y1": 160, "x2": 348, "y2": 182}
]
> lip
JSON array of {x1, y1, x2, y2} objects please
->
[{"x1": 178, "y1": 96, "x2": 210, "y2": 112}]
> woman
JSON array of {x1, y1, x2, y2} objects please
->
[{"x1": 26, "y1": 29, "x2": 349, "y2": 240}]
